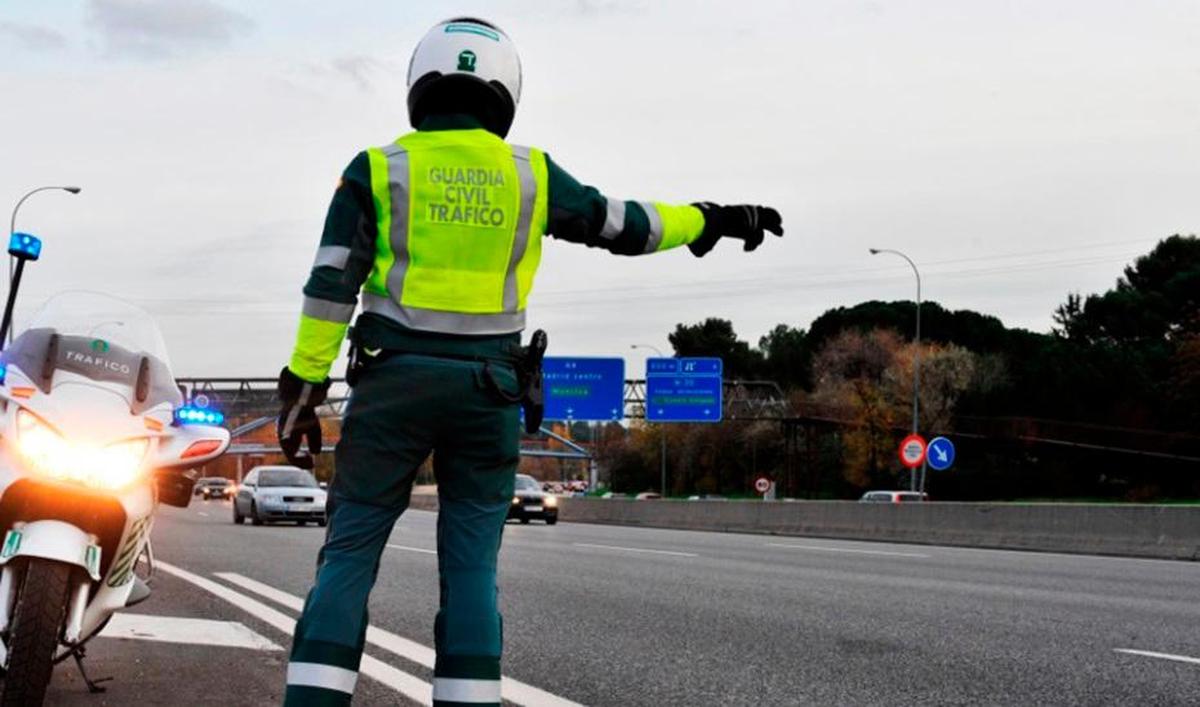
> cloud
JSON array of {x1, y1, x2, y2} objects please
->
[
  {"x1": 330, "y1": 55, "x2": 386, "y2": 91},
  {"x1": 0, "y1": 21, "x2": 68, "y2": 51},
  {"x1": 86, "y1": 0, "x2": 253, "y2": 59}
]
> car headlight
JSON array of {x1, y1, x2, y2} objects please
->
[
  {"x1": 512, "y1": 496, "x2": 520, "y2": 505},
  {"x1": 260, "y1": 494, "x2": 282, "y2": 504},
  {"x1": 16, "y1": 410, "x2": 149, "y2": 490},
  {"x1": 544, "y1": 495, "x2": 558, "y2": 508}
]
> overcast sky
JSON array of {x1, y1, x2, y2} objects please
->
[{"x1": 2, "y1": 0, "x2": 1197, "y2": 375}]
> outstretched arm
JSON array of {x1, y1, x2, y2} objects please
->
[{"x1": 544, "y1": 154, "x2": 783, "y2": 257}]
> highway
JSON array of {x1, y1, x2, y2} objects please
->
[{"x1": 47, "y1": 498, "x2": 1200, "y2": 706}]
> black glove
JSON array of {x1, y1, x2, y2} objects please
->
[
  {"x1": 688, "y1": 203, "x2": 784, "y2": 257},
  {"x1": 277, "y1": 367, "x2": 331, "y2": 470}
]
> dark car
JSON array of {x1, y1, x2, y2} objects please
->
[
  {"x1": 508, "y1": 474, "x2": 557, "y2": 525},
  {"x1": 195, "y1": 477, "x2": 234, "y2": 500}
]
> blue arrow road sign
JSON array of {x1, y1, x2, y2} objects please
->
[
  {"x1": 645, "y1": 357, "x2": 723, "y2": 423},
  {"x1": 926, "y1": 436, "x2": 956, "y2": 471},
  {"x1": 543, "y1": 357, "x2": 625, "y2": 422}
]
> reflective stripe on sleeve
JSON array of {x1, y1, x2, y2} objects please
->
[
  {"x1": 600, "y1": 198, "x2": 625, "y2": 240},
  {"x1": 432, "y1": 677, "x2": 502, "y2": 704},
  {"x1": 302, "y1": 296, "x2": 355, "y2": 324},
  {"x1": 287, "y1": 662, "x2": 358, "y2": 694},
  {"x1": 639, "y1": 201, "x2": 664, "y2": 253},
  {"x1": 312, "y1": 245, "x2": 351, "y2": 270}
]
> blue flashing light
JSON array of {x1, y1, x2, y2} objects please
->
[
  {"x1": 8, "y1": 233, "x2": 42, "y2": 261},
  {"x1": 174, "y1": 406, "x2": 225, "y2": 426},
  {"x1": 0, "y1": 362, "x2": 6, "y2": 385}
]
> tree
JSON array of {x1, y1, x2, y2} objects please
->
[
  {"x1": 1054, "y1": 235, "x2": 1200, "y2": 346},
  {"x1": 810, "y1": 329, "x2": 903, "y2": 488},
  {"x1": 668, "y1": 318, "x2": 764, "y2": 379},
  {"x1": 758, "y1": 324, "x2": 811, "y2": 391}
]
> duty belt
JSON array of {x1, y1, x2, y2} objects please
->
[{"x1": 346, "y1": 328, "x2": 548, "y2": 434}]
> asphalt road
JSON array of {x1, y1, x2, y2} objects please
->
[{"x1": 47, "y1": 497, "x2": 1200, "y2": 706}]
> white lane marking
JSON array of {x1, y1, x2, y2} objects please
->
[
  {"x1": 101, "y1": 613, "x2": 281, "y2": 650},
  {"x1": 766, "y1": 543, "x2": 930, "y2": 558},
  {"x1": 216, "y1": 572, "x2": 582, "y2": 707},
  {"x1": 386, "y1": 544, "x2": 437, "y2": 555},
  {"x1": 198, "y1": 512, "x2": 209, "y2": 517},
  {"x1": 1115, "y1": 648, "x2": 1200, "y2": 666},
  {"x1": 156, "y1": 561, "x2": 433, "y2": 705},
  {"x1": 573, "y1": 542, "x2": 698, "y2": 558}
]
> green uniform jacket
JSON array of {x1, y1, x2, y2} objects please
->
[{"x1": 289, "y1": 114, "x2": 707, "y2": 382}]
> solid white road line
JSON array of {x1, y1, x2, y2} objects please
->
[
  {"x1": 101, "y1": 613, "x2": 281, "y2": 650},
  {"x1": 198, "y1": 512, "x2": 209, "y2": 517},
  {"x1": 572, "y1": 542, "x2": 698, "y2": 558},
  {"x1": 387, "y1": 544, "x2": 438, "y2": 555},
  {"x1": 1115, "y1": 648, "x2": 1200, "y2": 666},
  {"x1": 215, "y1": 572, "x2": 583, "y2": 707},
  {"x1": 765, "y1": 543, "x2": 931, "y2": 558},
  {"x1": 156, "y1": 561, "x2": 433, "y2": 705}
]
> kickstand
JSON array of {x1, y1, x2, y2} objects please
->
[{"x1": 70, "y1": 646, "x2": 112, "y2": 694}]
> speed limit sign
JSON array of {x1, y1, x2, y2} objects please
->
[
  {"x1": 754, "y1": 476, "x2": 772, "y2": 495},
  {"x1": 898, "y1": 434, "x2": 927, "y2": 469}
]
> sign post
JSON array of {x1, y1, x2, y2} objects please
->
[
  {"x1": 542, "y1": 357, "x2": 625, "y2": 422},
  {"x1": 644, "y1": 357, "x2": 723, "y2": 497},
  {"x1": 754, "y1": 475, "x2": 775, "y2": 500},
  {"x1": 925, "y1": 436, "x2": 955, "y2": 472},
  {"x1": 898, "y1": 434, "x2": 927, "y2": 471},
  {"x1": 645, "y1": 358, "x2": 723, "y2": 423}
]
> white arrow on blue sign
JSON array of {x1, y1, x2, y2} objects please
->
[{"x1": 926, "y1": 436, "x2": 956, "y2": 471}]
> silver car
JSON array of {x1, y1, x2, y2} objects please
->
[{"x1": 233, "y1": 466, "x2": 328, "y2": 526}]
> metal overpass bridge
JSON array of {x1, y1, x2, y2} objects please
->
[{"x1": 175, "y1": 376, "x2": 794, "y2": 486}]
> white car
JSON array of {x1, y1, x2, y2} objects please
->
[
  {"x1": 860, "y1": 490, "x2": 929, "y2": 503},
  {"x1": 233, "y1": 466, "x2": 327, "y2": 526}
]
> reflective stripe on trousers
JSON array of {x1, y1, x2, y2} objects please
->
[
  {"x1": 433, "y1": 677, "x2": 502, "y2": 704},
  {"x1": 287, "y1": 662, "x2": 358, "y2": 694}
]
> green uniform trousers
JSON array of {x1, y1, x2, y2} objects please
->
[{"x1": 284, "y1": 350, "x2": 520, "y2": 707}]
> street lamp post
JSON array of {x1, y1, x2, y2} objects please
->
[
  {"x1": 9, "y1": 185, "x2": 82, "y2": 342},
  {"x1": 631, "y1": 344, "x2": 668, "y2": 496},
  {"x1": 869, "y1": 248, "x2": 923, "y2": 492}
]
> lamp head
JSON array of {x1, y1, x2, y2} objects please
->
[
  {"x1": 868, "y1": 248, "x2": 880, "y2": 255},
  {"x1": 64, "y1": 186, "x2": 81, "y2": 194}
]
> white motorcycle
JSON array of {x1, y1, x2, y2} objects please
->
[{"x1": 0, "y1": 292, "x2": 229, "y2": 705}]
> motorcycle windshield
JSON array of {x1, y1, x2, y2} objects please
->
[{"x1": 4, "y1": 292, "x2": 179, "y2": 412}]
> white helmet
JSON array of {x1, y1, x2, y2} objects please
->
[{"x1": 407, "y1": 18, "x2": 522, "y2": 137}]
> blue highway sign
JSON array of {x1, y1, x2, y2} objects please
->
[
  {"x1": 543, "y1": 357, "x2": 625, "y2": 422},
  {"x1": 645, "y1": 357, "x2": 723, "y2": 423},
  {"x1": 926, "y1": 436, "x2": 956, "y2": 471}
]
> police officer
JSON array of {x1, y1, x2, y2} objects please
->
[{"x1": 277, "y1": 17, "x2": 783, "y2": 707}]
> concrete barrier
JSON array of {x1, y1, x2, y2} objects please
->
[
  {"x1": 554, "y1": 498, "x2": 1200, "y2": 560},
  {"x1": 404, "y1": 492, "x2": 1200, "y2": 560}
]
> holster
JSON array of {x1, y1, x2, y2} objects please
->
[
  {"x1": 345, "y1": 326, "x2": 366, "y2": 387},
  {"x1": 518, "y1": 330, "x2": 548, "y2": 434},
  {"x1": 480, "y1": 329, "x2": 547, "y2": 434}
]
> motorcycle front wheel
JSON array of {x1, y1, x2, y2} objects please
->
[{"x1": 2, "y1": 559, "x2": 72, "y2": 706}]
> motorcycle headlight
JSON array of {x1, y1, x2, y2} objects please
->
[{"x1": 16, "y1": 410, "x2": 149, "y2": 490}]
